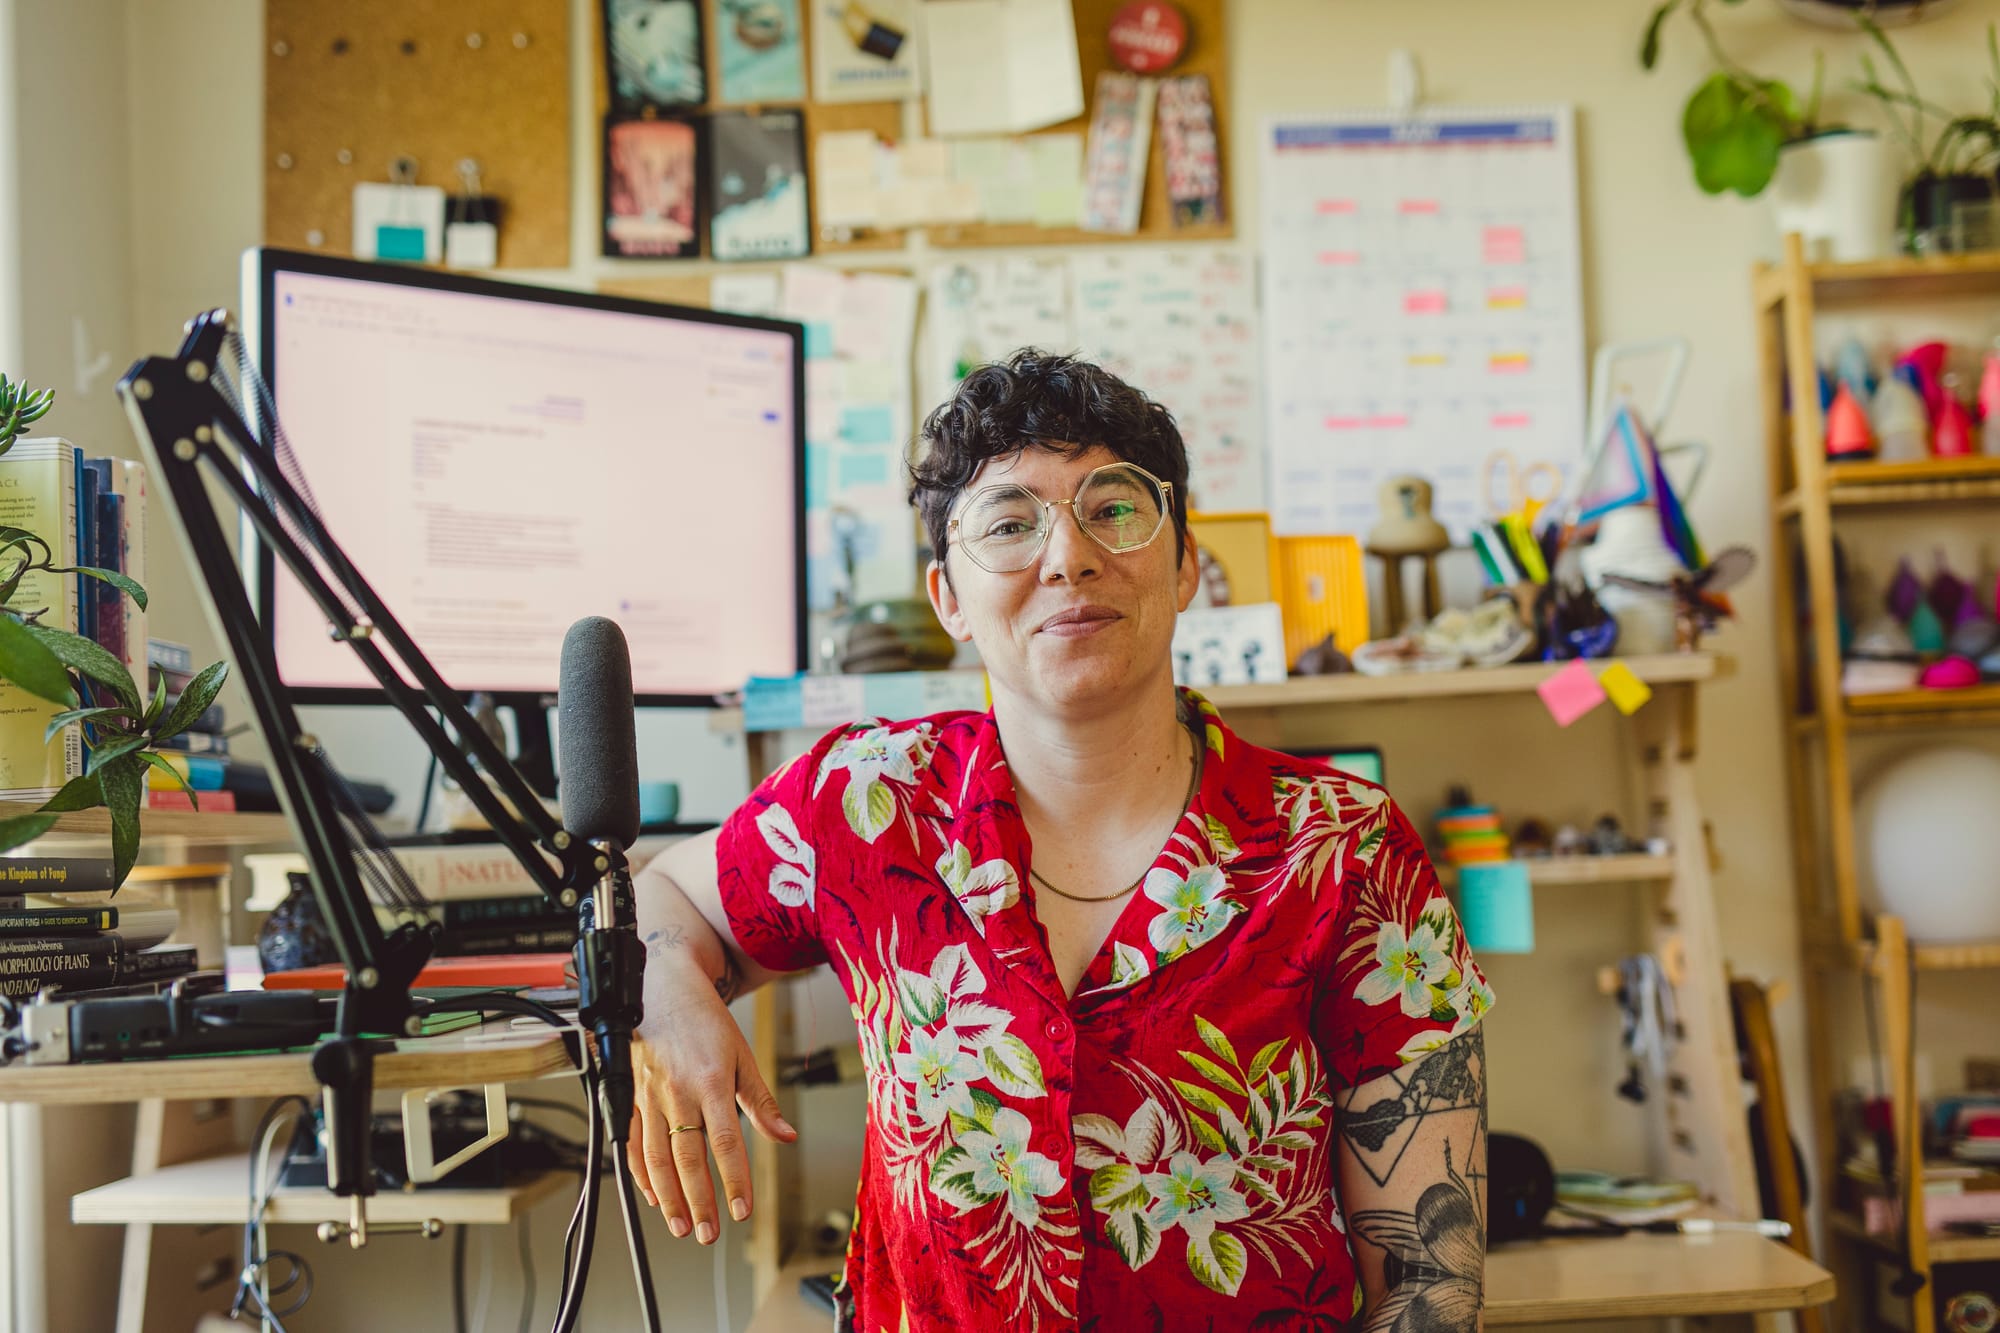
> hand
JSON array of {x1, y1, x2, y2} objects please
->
[{"x1": 629, "y1": 979, "x2": 796, "y2": 1245}]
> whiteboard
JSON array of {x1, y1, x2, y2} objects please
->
[{"x1": 1258, "y1": 106, "x2": 1586, "y2": 540}]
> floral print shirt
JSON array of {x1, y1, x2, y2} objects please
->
[{"x1": 716, "y1": 689, "x2": 1493, "y2": 1333}]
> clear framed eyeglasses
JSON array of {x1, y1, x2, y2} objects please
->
[{"x1": 945, "y1": 461, "x2": 1175, "y2": 574}]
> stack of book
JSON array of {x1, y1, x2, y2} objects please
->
[
  {"x1": 0, "y1": 442, "x2": 146, "y2": 799},
  {"x1": 0, "y1": 854, "x2": 197, "y2": 999}
]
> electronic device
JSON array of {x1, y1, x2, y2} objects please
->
[
  {"x1": 1286, "y1": 745, "x2": 1386, "y2": 787},
  {"x1": 15, "y1": 980, "x2": 330, "y2": 1066},
  {"x1": 242, "y1": 247, "x2": 807, "y2": 793},
  {"x1": 1487, "y1": 1131, "x2": 1556, "y2": 1244}
]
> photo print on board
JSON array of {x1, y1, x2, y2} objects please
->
[
  {"x1": 603, "y1": 115, "x2": 702, "y2": 258},
  {"x1": 604, "y1": 0, "x2": 707, "y2": 108},
  {"x1": 718, "y1": 0, "x2": 806, "y2": 103},
  {"x1": 709, "y1": 109, "x2": 811, "y2": 261}
]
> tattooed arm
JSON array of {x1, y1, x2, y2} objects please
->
[
  {"x1": 1337, "y1": 1029, "x2": 1489, "y2": 1333},
  {"x1": 635, "y1": 827, "x2": 785, "y2": 1004}
]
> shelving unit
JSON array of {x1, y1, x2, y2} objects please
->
[
  {"x1": 0, "y1": 800, "x2": 295, "y2": 847},
  {"x1": 734, "y1": 654, "x2": 1765, "y2": 1305},
  {"x1": 1758, "y1": 232, "x2": 2000, "y2": 1333}
]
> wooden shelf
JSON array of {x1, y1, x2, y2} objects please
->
[
  {"x1": 1202, "y1": 652, "x2": 1723, "y2": 711},
  {"x1": 1847, "y1": 685, "x2": 2000, "y2": 727},
  {"x1": 0, "y1": 801, "x2": 295, "y2": 847},
  {"x1": 1441, "y1": 854, "x2": 1675, "y2": 886},
  {"x1": 1756, "y1": 250, "x2": 2000, "y2": 310},
  {"x1": 72, "y1": 1151, "x2": 569, "y2": 1227},
  {"x1": 1848, "y1": 937, "x2": 2000, "y2": 974},
  {"x1": 1778, "y1": 458, "x2": 2000, "y2": 513},
  {"x1": 1832, "y1": 1210, "x2": 2000, "y2": 1265}
]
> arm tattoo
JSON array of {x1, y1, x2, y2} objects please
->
[
  {"x1": 644, "y1": 923, "x2": 745, "y2": 1004},
  {"x1": 1341, "y1": 1029, "x2": 1487, "y2": 1333},
  {"x1": 642, "y1": 925, "x2": 685, "y2": 962}
]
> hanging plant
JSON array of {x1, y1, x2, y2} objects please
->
[{"x1": 0, "y1": 373, "x2": 230, "y2": 886}]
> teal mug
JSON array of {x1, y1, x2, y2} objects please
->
[{"x1": 639, "y1": 781, "x2": 680, "y2": 826}]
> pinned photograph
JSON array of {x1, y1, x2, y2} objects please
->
[
  {"x1": 710, "y1": 110, "x2": 811, "y2": 262},
  {"x1": 811, "y1": 0, "x2": 923, "y2": 104},
  {"x1": 603, "y1": 116, "x2": 701, "y2": 259},
  {"x1": 604, "y1": 0, "x2": 706, "y2": 108},
  {"x1": 718, "y1": 0, "x2": 806, "y2": 103}
]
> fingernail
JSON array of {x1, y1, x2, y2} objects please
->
[
  {"x1": 641, "y1": 1190, "x2": 657, "y2": 1208},
  {"x1": 697, "y1": 1221, "x2": 716, "y2": 1244},
  {"x1": 668, "y1": 1216, "x2": 689, "y2": 1238},
  {"x1": 730, "y1": 1197, "x2": 748, "y2": 1222},
  {"x1": 778, "y1": 1118, "x2": 796, "y2": 1136}
]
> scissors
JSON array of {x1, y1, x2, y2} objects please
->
[{"x1": 1483, "y1": 450, "x2": 1563, "y2": 524}]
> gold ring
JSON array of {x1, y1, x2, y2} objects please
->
[{"x1": 668, "y1": 1124, "x2": 704, "y2": 1136}]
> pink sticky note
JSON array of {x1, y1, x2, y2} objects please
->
[
  {"x1": 1401, "y1": 199, "x2": 1440, "y2": 215},
  {"x1": 1483, "y1": 226, "x2": 1527, "y2": 264},
  {"x1": 1490, "y1": 412, "x2": 1533, "y2": 429},
  {"x1": 1404, "y1": 290, "x2": 1448, "y2": 315},
  {"x1": 1316, "y1": 199, "x2": 1357, "y2": 215},
  {"x1": 1318, "y1": 250, "x2": 1361, "y2": 265},
  {"x1": 1537, "y1": 659, "x2": 1608, "y2": 727}
]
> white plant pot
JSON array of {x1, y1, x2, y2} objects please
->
[{"x1": 1770, "y1": 130, "x2": 1895, "y2": 263}]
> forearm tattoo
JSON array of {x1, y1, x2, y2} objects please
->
[
  {"x1": 1341, "y1": 1029, "x2": 1488, "y2": 1333},
  {"x1": 643, "y1": 923, "x2": 742, "y2": 1003}
]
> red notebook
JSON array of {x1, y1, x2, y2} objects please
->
[{"x1": 262, "y1": 954, "x2": 574, "y2": 991}]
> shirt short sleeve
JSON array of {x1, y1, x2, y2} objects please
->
[
  {"x1": 714, "y1": 725, "x2": 848, "y2": 975},
  {"x1": 1316, "y1": 798, "x2": 1494, "y2": 1089}
]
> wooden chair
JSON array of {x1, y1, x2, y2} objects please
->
[{"x1": 1731, "y1": 975, "x2": 1828, "y2": 1333}]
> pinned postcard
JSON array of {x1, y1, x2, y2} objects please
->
[
  {"x1": 1157, "y1": 74, "x2": 1222, "y2": 227},
  {"x1": 718, "y1": 0, "x2": 805, "y2": 103},
  {"x1": 604, "y1": 0, "x2": 706, "y2": 108},
  {"x1": 921, "y1": 0, "x2": 1083, "y2": 137},
  {"x1": 709, "y1": 109, "x2": 810, "y2": 262},
  {"x1": 812, "y1": 0, "x2": 923, "y2": 104},
  {"x1": 603, "y1": 117, "x2": 701, "y2": 259},
  {"x1": 1172, "y1": 604, "x2": 1288, "y2": 687},
  {"x1": 1080, "y1": 73, "x2": 1155, "y2": 233}
]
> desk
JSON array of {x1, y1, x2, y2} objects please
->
[{"x1": 744, "y1": 1231, "x2": 1836, "y2": 1331}]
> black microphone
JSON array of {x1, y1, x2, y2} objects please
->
[{"x1": 558, "y1": 617, "x2": 641, "y2": 849}]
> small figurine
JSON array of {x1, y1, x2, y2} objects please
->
[{"x1": 1600, "y1": 546, "x2": 1757, "y2": 652}]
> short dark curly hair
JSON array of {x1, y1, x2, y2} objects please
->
[{"x1": 909, "y1": 349, "x2": 1190, "y2": 578}]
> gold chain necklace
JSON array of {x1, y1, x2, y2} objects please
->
[{"x1": 1028, "y1": 730, "x2": 1202, "y2": 904}]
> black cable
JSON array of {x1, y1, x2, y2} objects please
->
[
  {"x1": 554, "y1": 1061, "x2": 604, "y2": 1333},
  {"x1": 231, "y1": 1096, "x2": 314, "y2": 1333},
  {"x1": 612, "y1": 1140, "x2": 662, "y2": 1331},
  {"x1": 453, "y1": 1224, "x2": 468, "y2": 1333},
  {"x1": 508, "y1": 1095, "x2": 590, "y2": 1124},
  {"x1": 517, "y1": 1211, "x2": 536, "y2": 1333}
]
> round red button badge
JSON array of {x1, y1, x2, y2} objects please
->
[{"x1": 1106, "y1": 0, "x2": 1187, "y2": 74}]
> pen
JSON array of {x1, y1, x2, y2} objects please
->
[{"x1": 1643, "y1": 1218, "x2": 1792, "y2": 1238}]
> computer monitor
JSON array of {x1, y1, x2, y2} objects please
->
[{"x1": 242, "y1": 249, "x2": 806, "y2": 791}]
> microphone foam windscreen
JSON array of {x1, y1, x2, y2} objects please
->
[{"x1": 558, "y1": 617, "x2": 641, "y2": 848}]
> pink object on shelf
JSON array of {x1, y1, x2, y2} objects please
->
[
  {"x1": 1980, "y1": 350, "x2": 2000, "y2": 422},
  {"x1": 1864, "y1": 1189, "x2": 2000, "y2": 1235},
  {"x1": 1900, "y1": 342, "x2": 1950, "y2": 423},
  {"x1": 1537, "y1": 659, "x2": 1608, "y2": 728},
  {"x1": 1826, "y1": 383, "x2": 1875, "y2": 459},
  {"x1": 1919, "y1": 656, "x2": 1981, "y2": 690},
  {"x1": 1935, "y1": 395, "x2": 1976, "y2": 457}
]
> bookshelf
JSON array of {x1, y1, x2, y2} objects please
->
[
  {"x1": 1757, "y1": 231, "x2": 2000, "y2": 1333},
  {"x1": 0, "y1": 801, "x2": 294, "y2": 847}
]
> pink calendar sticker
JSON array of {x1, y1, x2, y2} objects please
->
[
  {"x1": 1490, "y1": 412, "x2": 1533, "y2": 428},
  {"x1": 1323, "y1": 415, "x2": 1364, "y2": 431},
  {"x1": 1404, "y1": 290, "x2": 1448, "y2": 315},
  {"x1": 1483, "y1": 226, "x2": 1527, "y2": 264},
  {"x1": 1366, "y1": 414, "x2": 1411, "y2": 429},
  {"x1": 1489, "y1": 352, "x2": 1532, "y2": 374},
  {"x1": 1400, "y1": 199, "x2": 1440, "y2": 215},
  {"x1": 1316, "y1": 199, "x2": 1357, "y2": 214},
  {"x1": 1318, "y1": 250, "x2": 1361, "y2": 265},
  {"x1": 1487, "y1": 286, "x2": 1528, "y2": 309}
]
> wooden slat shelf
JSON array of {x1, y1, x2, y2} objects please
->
[
  {"x1": 72, "y1": 1152, "x2": 570, "y2": 1227},
  {"x1": 1201, "y1": 652, "x2": 1722, "y2": 710},
  {"x1": 1832, "y1": 1210, "x2": 2000, "y2": 1266},
  {"x1": 1440, "y1": 853, "x2": 1675, "y2": 886},
  {"x1": 1835, "y1": 936, "x2": 2000, "y2": 975},
  {"x1": 0, "y1": 801, "x2": 296, "y2": 847},
  {"x1": 1792, "y1": 685, "x2": 2000, "y2": 735},
  {"x1": 1776, "y1": 459, "x2": 2000, "y2": 514},
  {"x1": 1755, "y1": 250, "x2": 2000, "y2": 310}
]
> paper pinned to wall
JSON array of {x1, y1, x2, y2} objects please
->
[
  {"x1": 784, "y1": 265, "x2": 920, "y2": 610},
  {"x1": 922, "y1": 257, "x2": 1074, "y2": 411},
  {"x1": 1029, "y1": 134, "x2": 1086, "y2": 228},
  {"x1": 710, "y1": 271, "x2": 782, "y2": 317},
  {"x1": 921, "y1": 0, "x2": 1084, "y2": 137},
  {"x1": 1258, "y1": 106, "x2": 1587, "y2": 539},
  {"x1": 812, "y1": 0, "x2": 925, "y2": 103}
]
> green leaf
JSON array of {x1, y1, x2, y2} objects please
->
[
  {"x1": 1104, "y1": 1205, "x2": 1159, "y2": 1270},
  {"x1": 1180, "y1": 1049, "x2": 1246, "y2": 1097},
  {"x1": 1640, "y1": 1, "x2": 1678, "y2": 70},
  {"x1": 841, "y1": 776, "x2": 896, "y2": 843},
  {"x1": 85, "y1": 732, "x2": 151, "y2": 775},
  {"x1": 1187, "y1": 1112, "x2": 1228, "y2": 1155},
  {"x1": 39, "y1": 773, "x2": 103, "y2": 812},
  {"x1": 1088, "y1": 1162, "x2": 1146, "y2": 1210},
  {"x1": 0, "y1": 813, "x2": 57, "y2": 852},
  {"x1": 153, "y1": 659, "x2": 229, "y2": 741},
  {"x1": 1204, "y1": 814, "x2": 1239, "y2": 861},
  {"x1": 1185, "y1": 1228, "x2": 1247, "y2": 1297},
  {"x1": 1264, "y1": 1131, "x2": 1314, "y2": 1151},
  {"x1": 59, "y1": 566, "x2": 147, "y2": 611},
  {"x1": 100, "y1": 753, "x2": 144, "y2": 888},
  {"x1": 929, "y1": 1146, "x2": 989, "y2": 1211},
  {"x1": 894, "y1": 968, "x2": 946, "y2": 1027},
  {"x1": 24, "y1": 624, "x2": 135, "y2": 710},
  {"x1": 139, "y1": 750, "x2": 196, "y2": 808},
  {"x1": 1241, "y1": 1153, "x2": 1290, "y2": 1174},
  {"x1": 0, "y1": 613, "x2": 76, "y2": 707},
  {"x1": 1171, "y1": 1077, "x2": 1231, "y2": 1117},
  {"x1": 1683, "y1": 73, "x2": 1783, "y2": 197},
  {"x1": 1246, "y1": 1039, "x2": 1288, "y2": 1087},
  {"x1": 1236, "y1": 1170, "x2": 1281, "y2": 1206},
  {"x1": 1195, "y1": 1015, "x2": 1239, "y2": 1069},
  {"x1": 145, "y1": 671, "x2": 166, "y2": 724},
  {"x1": 43, "y1": 705, "x2": 131, "y2": 743},
  {"x1": 982, "y1": 1033, "x2": 1047, "y2": 1098},
  {"x1": 0, "y1": 526, "x2": 55, "y2": 563}
]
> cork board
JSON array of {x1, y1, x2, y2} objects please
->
[
  {"x1": 925, "y1": 0, "x2": 1231, "y2": 249},
  {"x1": 264, "y1": 0, "x2": 571, "y2": 269}
]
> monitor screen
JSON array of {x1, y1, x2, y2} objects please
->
[{"x1": 243, "y1": 249, "x2": 805, "y2": 703}]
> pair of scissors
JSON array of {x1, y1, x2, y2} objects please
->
[{"x1": 1483, "y1": 450, "x2": 1563, "y2": 526}]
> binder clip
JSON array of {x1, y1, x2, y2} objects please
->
[
  {"x1": 446, "y1": 158, "x2": 502, "y2": 271},
  {"x1": 352, "y1": 156, "x2": 445, "y2": 263}
]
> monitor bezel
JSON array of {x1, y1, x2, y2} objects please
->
[{"x1": 243, "y1": 246, "x2": 809, "y2": 707}]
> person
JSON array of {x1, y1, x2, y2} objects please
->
[{"x1": 631, "y1": 350, "x2": 1494, "y2": 1332}]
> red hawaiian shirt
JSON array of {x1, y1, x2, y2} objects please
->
[{"x1": 716, "y1": 689, "x2": 1493, "y2": 1332}]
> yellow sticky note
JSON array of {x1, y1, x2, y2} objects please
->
[{"x1": 1599, "y1": 662, "x2": 1653, "y2": 715}]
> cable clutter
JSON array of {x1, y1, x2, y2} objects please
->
[{"x1": 75, "y1": 311, "x2": 666, "y2": 1331}]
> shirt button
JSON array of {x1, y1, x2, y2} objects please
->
[{"x1": 1046, "y1": 1017, "x2": 1069, "y2": 1041}]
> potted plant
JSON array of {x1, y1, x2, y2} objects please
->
[
  {"x1": 0, "y1": 374, "x2": 229, "y2": 886},
  {"x1": 1854, "y1": 17, "x2": 2000, "y2": 252},
  {"x1": 1643, "y1": 0, "x2": 1897, "y2": 259}
]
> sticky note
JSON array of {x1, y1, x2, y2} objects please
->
[
  {"x1": 1404, "y1": 290, "x2": 1448, "y2": 315},
  {"x1": 804, "y1": 321, "x2": 835, "y2": 360},
  {"x1": 1456, "y1": 861, "x2": 1535, "y2": 953},
  {"x1": 805, "y1": 442, "x2": 830, "y2": 508},
  {"x1": 840, "y1": 405, "x2": 896, "y2": 446},
  {"x1": 837, "y1": 451, "x2": 892, "y2": 488},
  {"x1": 375, "y1": 225, "x2": 427, "y2": 261},
  {"x1": 1537, "y1": 659, "x2": 1607, "y2": 727},
  {"x1": 1599, "y1": 661, "x2": 1654, "y2": 715}
]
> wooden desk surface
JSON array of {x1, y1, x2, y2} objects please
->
[
  {"x1": 0, "y1": 1018, "x2": 579, "y2": 1105},
  {"x1": 746, "y1": 1231, "x2": 1835, "y2": 1331}
]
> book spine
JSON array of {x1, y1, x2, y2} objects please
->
[
  {"x1": 117, "y1": 943, "x2": 197, "y2": 979},
  {"x1": 0, "y1": 857, "x2": 118, "y2": 893},
  {"x1": 0, "y1": 907, "x2": 114, "y2": 933},
  {"x1": 434, "y1": 923, "x2": 579, "y2": 957},
  {"x1": 0, "y1": 934, "x2": 120, "y2": 997},
  {"x1": 147, "y1": 638, "x2": 193, "y2": 673},
  {"x1": 117, "y1": 461, "x2": 148, "y2": 690},
  {"x1": 93, "y1": 489, "x2": 124, "y2": 664},
  {"x1": 145, "y1": 789, "x2": 237, "y2": 813},
  {"x1": 0, "y1": 441, "x2": 84, "y2": 796},
  {"x1": 151, "y1": 731, "x2": 229, "y2": 755},
  {"x1": 442, "y1": 896, "x2": 571, "y2": 928}
]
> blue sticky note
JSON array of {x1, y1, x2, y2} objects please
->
[
  {"x1": 837, "y1": 451, "x2": 891, "y2": 488},
  {"x1": 805, "y1": 442, "x2": 830, "y2": 509},
  {"x1": 1455, "y1": 860, "x2": 1535, "y2": 954},
  {"x1": 375, "y1": 224, "x2": 426, "y2": 261},
  {"x1": 840, "y1": 404, "x2": 895, "y2": 445},
  {"x1": 804, "y1": 322, "x2": 835, "y2": 360}
]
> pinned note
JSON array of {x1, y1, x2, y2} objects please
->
[
  {"x1": 1456, "y1": 860, "x2": 1535, "y2": 953},
  {"x1": 1598, "y1": 661, "x2": 1654, "y2": 715},
  {"x1": 1537, "y1": 659, "x2": 1607, "y2": 727}
]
